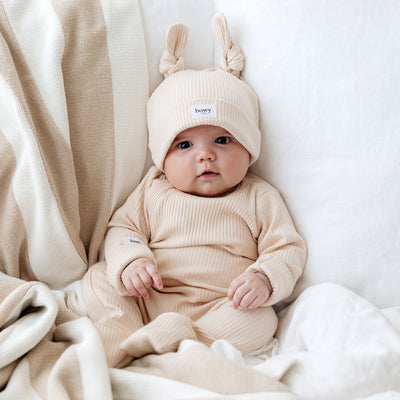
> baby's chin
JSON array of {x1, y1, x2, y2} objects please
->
[{"x1": 186, "y1": 184, "x2": 239, "y2": 198}]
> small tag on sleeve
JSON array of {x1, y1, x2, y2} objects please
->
[{"x1": 124, "y1": 237, "x2": 144, "y2": 245}]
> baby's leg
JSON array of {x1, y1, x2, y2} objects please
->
[
  {"x1": 81, "y1": 261, "x2": 144, "y2": 368},
  {"x1": 194, "y1": 299, "x2": 278, "y2": 354},
  {"x1": 121, "y1": 312, "x2": 196, "y2": 358}
]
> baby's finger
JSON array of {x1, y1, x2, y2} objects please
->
[
  {"x1": 121, "y1": 274, "x2": 133, "y2": 292},
  {"x1": 243, "y1": 294, "x2": 263, "y2": 310},
  {"x1": 137, "y1": 269, "x2": 154, "y2": 289},
  {"x1": 238, "y1": 290, "x2": 257, "y2": 309},
  {"x1": 122, "y1": 275, "x2": 141, "y2": 297},
  {"x1": 131, "y1": 274, "x2": 150, "y2": 298},
  {"x1": 231, "y1": 284, "x2": 251, "y2": 309},
  {"x1": 227, "y1": 277, "x2": 244, "y2": 300},
  {"x1": 146, "y1": 264, "x2": 163, "y2": 289}
]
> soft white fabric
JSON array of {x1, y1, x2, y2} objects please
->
[
  {"x1": 189, "y1": 283, "x2": 400, "y2": 400},
  {"x1": 0, "y1": 274, "x2": 112, "y2": 400},
  {"x1": 214, "y1": 0, "x2": 400, "y2": 309},
  {"x1": 273, "y1": 284, "x2": 400, "y2": 399}
]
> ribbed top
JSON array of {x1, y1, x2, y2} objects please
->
[{"x1": 105, "y1": 167, "x2": 306, "y2": 311}]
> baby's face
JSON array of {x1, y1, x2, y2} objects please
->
[{"x1": 163, "y1": 125, "x2": 250, "y2": 197}]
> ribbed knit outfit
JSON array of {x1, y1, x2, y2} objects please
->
[
  {"x1": 83, "y1": 167, "x2": 305, "y2": 367},
  {"x1": 82, "y1": 14, "x2": 306, "y2": 368}
]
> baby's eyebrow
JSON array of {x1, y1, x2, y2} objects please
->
[
  {"x1": 172, "y1": 133, "x2": 191, "y2": 143},
  {"x1": 171, "y1": 137, "x2": 185, "y2": 145}
]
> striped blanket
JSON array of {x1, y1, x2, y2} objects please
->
[{"x1": 0, "y1": 1, "x2": 291, "y2": 398}]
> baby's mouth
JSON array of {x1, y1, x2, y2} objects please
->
[{"x1": 198, "y1": 170, "x2": 219, "y2": 178}]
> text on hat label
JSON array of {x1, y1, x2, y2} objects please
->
[{"x1": 191, "y1": 104, "x2": 216, "y2": 119}]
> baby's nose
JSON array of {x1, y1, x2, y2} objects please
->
[{"x1": 196, "y1": 146, "x2": 216, "y2": 162}]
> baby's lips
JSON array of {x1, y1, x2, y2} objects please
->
[{"x1": 198, "y1": 170, "x2": 219, "y2": 177}]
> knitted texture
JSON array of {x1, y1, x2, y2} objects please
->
[
  {"x1": 147, "y1": 13, "x2": 261, "y2": 170},
  {"x1": 105, "y1": 167, "x2": 306, "y2": 309},
  {"x1": 81, "y1": 167, "x2": 306, "y2": 366},
  {"x1": 82, "y1": 262, "x2": 279, "y2": 366}
]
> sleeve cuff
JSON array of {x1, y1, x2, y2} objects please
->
[
  {"x1": 107, "y1": 244, "x2": 155, "y2": 296},
  {"x1": 246, "y1": 256, "x2": 295, "y2": 306}
]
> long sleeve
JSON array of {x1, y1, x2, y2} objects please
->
[
  {"x1": 105, "y1": 169, "x2": 306, "y2": 301},
  {"x1": 104, "y1": 167, "x2": 159, "y2": 295},
  {"x1": 246, "y1": 187, "x2": 307, "y2": 306}
]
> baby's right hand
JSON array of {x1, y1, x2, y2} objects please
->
[{"x1": 121, "y1": 258, "x2": 163, "y2": 298}]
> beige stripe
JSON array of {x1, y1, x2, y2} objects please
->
[
  {"x1": 0, "y1": 361, "x2": 17, "y2": 391},
  {"x1": 27, "y1": 340, "x2": 84, "y2": 400},
  {"x1": 0, "y1": 133, "x2": 36, "y2": 282},
  {"x1": 0, "y1": 4, "x2": 87, "y2": 266},
  {"x1": 52, "y1": 0, "x2": 115, "y2": 266}
]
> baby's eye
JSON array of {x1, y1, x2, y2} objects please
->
[
  {"x1": 177, "y1": 141, "x2": 192, "y2": 149},
  {"x1": 215, "y1": 136, "x2": 231, "y2": 144}
]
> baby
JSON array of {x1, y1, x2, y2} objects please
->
[{"x1": 82, "y1": 13, "x2": 306, "y2": 368}]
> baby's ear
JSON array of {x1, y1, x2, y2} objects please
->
[
  {"x1": 212, "y1": 13, "x2": 244, "y2": 78},
  {"x1": 159, "y1": 23, "x2": 189, "y2": 78}
]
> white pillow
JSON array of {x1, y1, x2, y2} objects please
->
[
  {"x1": 141, "y1": 0, "x2": 215, "y2": 94},
  {"x1": 215, "y1": 0, "x2": 400, "y2": 308}
]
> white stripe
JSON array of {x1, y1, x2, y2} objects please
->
[
  {"x1": 2, "y1": 0, "x2": 70, "y2": 143},
  {"x1": 99, "y1": 0, "x2": 149, "y2": 210},
  {"x1": 0, "y1": 75, "x2": 87, "y2": 289},
  {"x1": 0, "y1": 282, "x2": 58, "y2": 366},
  {"x1": 54, "y1": 318, "x2": 113, "y2": 400}
]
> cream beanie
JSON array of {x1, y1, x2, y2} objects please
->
[{"x1": 147, "y1": 13, "x2": 261, "y2": 170}]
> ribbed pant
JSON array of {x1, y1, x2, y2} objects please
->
[{"x1": 82, "y1": 261, "x2": 278, "y2": 368}]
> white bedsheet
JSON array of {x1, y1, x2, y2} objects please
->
[{"x1": 210, "y1": 283, "x2": 400, "y2": 400}]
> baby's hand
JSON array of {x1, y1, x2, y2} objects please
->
[
  {"x1": 121, "y1": 258, "x2": 163, "y2": 298},
  {"x1": 228, "y1": 271, "x2": 272, "y2": 310}
]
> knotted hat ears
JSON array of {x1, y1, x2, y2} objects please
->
[
  {"x1": 147, "y1": 13, "x2": 261, "y2": 170},
  {"x1": 212, "y1": 13, "x2": 244, "y2": 77},
  {"x1": 159, "y1": 23, "x2": 188, "y2": 78},
  {"x1": 159, "y1": 13, "x2": 244, "y2": 78}
]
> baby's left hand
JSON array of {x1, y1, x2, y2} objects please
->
[{"x1": 228, "y1": 271, "x2": 272, "y2": 310}]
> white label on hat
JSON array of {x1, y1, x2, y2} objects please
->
[{"x1": 191, "y1": 104, "x2": 216, "y2": 119}]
